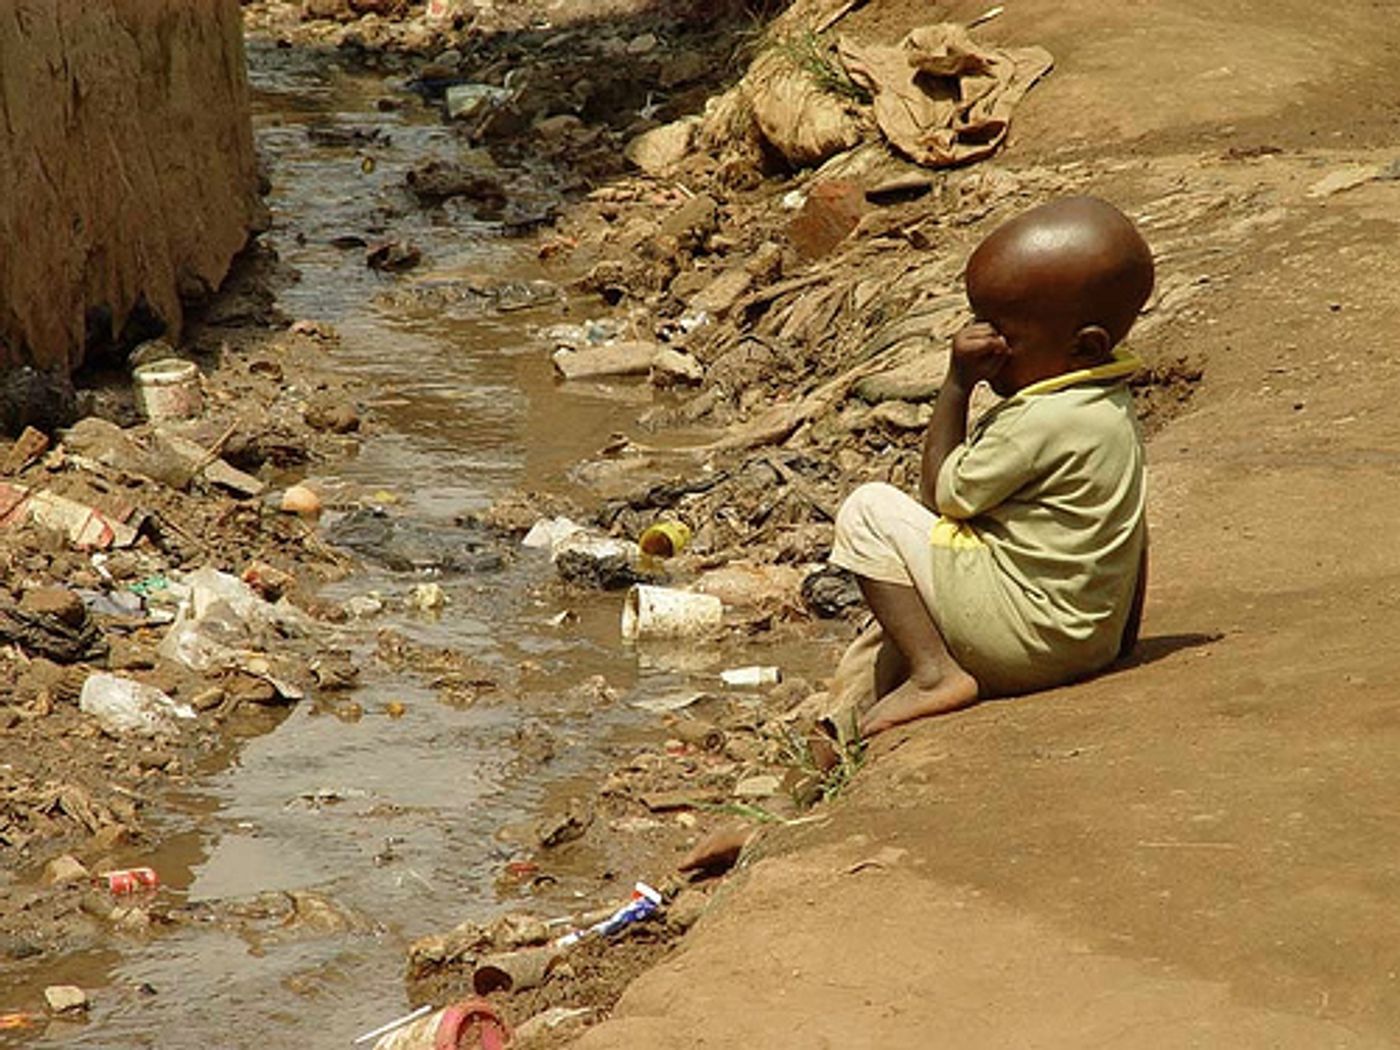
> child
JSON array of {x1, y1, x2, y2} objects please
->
[{"x1": 828, "y1": 196, "x2": 1153, "y2": 738}]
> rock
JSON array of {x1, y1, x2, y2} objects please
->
[
  {"x1": 733, "y1": 773, "x2": 782, "y2": 800},
  {"x1": 743, "y1": 241, "x2": 785, "y2": 284},
  {"x1": 534, "y1": 799, "x2": 593, "y2": 848},
  {"x1": 2, "y1": 426, "x2": 50, "y2": 474},
  {"x1": 20, "y1": 586, "x2": 85, "y2": 628},
  {"x1": 492, "y1": 912, "x2": 551, "y2": 949},
  {"x1": 657, "y1": 193, "x2": 718, "y2": 252},
  {"x1": 366, "y1": 240, "x2": 422, "y2": 272},
  {"x1": 650, "y1": 348, "x2": 704, "y2": 387},
  {"x1": 852, "y1": 350, "x2": 949, "y2": 403},
  {"x1": 627, "y1": 31, "x2": 659, "y2": 54},
  {"x1": 870, "y1": 400, "x2": 932, "y2": 430},
  {"x1": 786, "y1": 179, "x2": 867, "y2": 260},
  {"x1": 666, "y1": 888, "x2": 709, "y2": 932},
  {"x1": 624, "y1": 117, "x2": 701, "y2": 176},
  {"x1": 515, "y1": 1007, "x2": 594, "y2": 1045},
  {"x1": 303, "y1": 398, "x2": 360, "y2": 434},
  {"x1": 533, "y1": 114, "x2": 583, "y2": 141},
  {"x1": 405, "y1": 157, "x2": 505, "y2": 206},
  {"x1": 689, "y1": 269, "x2": 753, "y2": 318},
  {"x1": 43, "y1": 854, "x2": 90, "y2": 886},
  {"x1": 444, "y1": 83, "x2": 512, "y2": 122},
  {"x1": 552, "y1": 341, "x2": 659, "y2": 381},
  {"x1": 44, "y1": 985, "x2": 88, "y2": 1014},
  {"x1": 280, "y1": 484, "x2": 322, "y2": 516}
]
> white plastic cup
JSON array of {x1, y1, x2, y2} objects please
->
[
  {"x1": 720, "y1": 665, "x2": 782, "y2": 688},
  {"x1": 133, "y1": 358, "x2": 201, "y2": 422},
  {"x1": 621, "y1": 585, "x2": 723, "y2": 640}
]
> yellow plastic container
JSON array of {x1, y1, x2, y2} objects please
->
[{"x1": 638, "y1": 521, "x2": 691, "y2": 558}]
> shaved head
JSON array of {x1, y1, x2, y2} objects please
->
[{"x1": 967, "y1": 196, "x2": 1154, "y2": 346}]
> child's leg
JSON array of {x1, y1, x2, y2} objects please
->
[{"x1": 857, "y1": 577, "x2": 979, "y2": 736}]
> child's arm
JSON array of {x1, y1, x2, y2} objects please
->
[{"x1": 919, "y1": 322, "x2": 1010, "y2": 509}]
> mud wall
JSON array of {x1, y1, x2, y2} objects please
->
[{"x1": 0, "y1": 1, "x2": 260, "y2": 425}]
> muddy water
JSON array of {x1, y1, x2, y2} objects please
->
[{"x1": 17, "y1": 44, "x2": 828, "y2": 1050}]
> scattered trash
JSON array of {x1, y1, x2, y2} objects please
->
[
  {"x1": 280, "y1": 483, "x2": 322, "y2": 516},
  {"x1": 132, "y1": 358, "x2": 202, "y2": 422},
  {"x1": 354, "y1": 1003, "x2": 432, "y2": 1046},
  {"x1": 472, "y1": 945, "x2": 562, "y2": 994},
  {"x1": 669, "y1": 717, "x2": 726, "y2": 752},
  {"x1": 0, "y1": 483, "x2": 139, "y2": 549},
  {"x1": 553, "y1": 882, "x2": 662, "y2": 947},
  {"x1": 638, "y1": 520, "x2": 691, "y2": 558},
  {"x1": 97, "y1": 867, "x2": 160, "y2": 895},
  {"x1": 343, "y1": 593, "x2": 385, "y2": 619},
  {"x1": 720, "y1": 665, "x2": 782, "y2": 688},
  {"x1": 0, "y1": 1013, "x2": 41, "y2": 1031},
  {"x1": 630, "y1": 691, "x2": 706, "y2": 714},
  {"x1": 373, "y1": 999, "x2": 510, "y2": 1050},
  {"x1": 79, "y1": 674, "x2": 195, "y2": 737},
  {"x1": 621, "y1": 584, "x2": 723, "y2": 640},
  {"x1": 839, "y1": 23, "x2": 1054, "y2": 168},
  {"x1": 444, "y1": 83, "x2": 512, "y2": 122},
  {"x1": 0, "y1": 587, "x2": 107, "y2": 663},
  {"x1": 406, "y1": 582, "x2": 448, "y2": 612}
]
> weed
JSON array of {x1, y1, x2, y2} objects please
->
[
  {"x1": 775, "y1": 716, "x2": 867, "y2": 806},
  {"x1": 774, "y1": 31, "x2": 872, "y2": 105}
]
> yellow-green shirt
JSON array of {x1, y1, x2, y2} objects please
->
[{"x1": 929, "y1": 352, "x2": 1146, "y2": 695}]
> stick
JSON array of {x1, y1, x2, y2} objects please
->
[
  {"x1": 352, "y1": 1003, "x2": 433, "y2": 1045},
  {"x1": 815, "y1": 0, "x2": 867, "y2": 34},
  {"x1": 192, "y1": 421, "x2": 239, "y2": 474}
]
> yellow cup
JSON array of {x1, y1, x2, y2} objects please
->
[{"x1": 638, "y1": 521, "x2": 692, "y2": 558}]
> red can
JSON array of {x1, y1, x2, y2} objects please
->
[{"x1": 98, "y1": 867, "x2": 160, "y2": 894}]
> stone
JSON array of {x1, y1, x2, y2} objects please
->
[
  {"x1": 20, "y1": 586, "x2": 86, "y2": 628},
  {"x1": 733, "y1": 773, "x2": 782, "y2": 799},
  {"x1": 444, "y1": 83, "x2": 512, "y2": 122},
  {"x1": 44, "y1": 985, "x2": 88, "y2": 1014},
  {"x1": 657, "y1": 193, "x2": 718, "y2": 252},
  {"x1": 743, "y1": 241, "x2": 785, "y2": 284},
  {"x1": 627, "y1": 32, "x2": 659, "y2": 54},
  {"x1": 43, "y1": 854, "x2": 90, "y2": 886},
  {"x1": 303, "y1": 399, "x2": 360, "y2": 434},
  {"x1": 651, "y1": 348, "x2": 704, "y2": 387},
  {"x1": 852, "y1": 350, "x2": 949, "y2": 403},
  {"x1": 667, "y1": 887, "x2": 709, "y2": 931},
  {"x1": 280, "y1": 484, "x2": 322, "y2": 516},
  {"x1": 2, "y1": 426, "x2": 50, "y2": 474},
  {"x1": 689, "y1": 269, "x2": 753, "y2": 318},
  {"x1": 624, "y1": 117, "x2": 700, "y2": 176},
  {"x1": 552, "y1": 342, "x2": 660, "y2": 381},
  {"x1": 870, "y1": 400, "x2": 933, "y2": 430},
  {"x1": 786, "y1": 179, "x2": 867, "y2": 260}
]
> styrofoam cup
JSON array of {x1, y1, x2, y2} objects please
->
[
  {"x1": 621, "y1": 585, "x2": 723, "y2": 640},
  {"x1": 133, "y1": 358, "x2": 201, "y2": 422}
]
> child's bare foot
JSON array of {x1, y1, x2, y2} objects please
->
[{"x1": 859, "y1": 666, "x2": 979, "y2": 737}]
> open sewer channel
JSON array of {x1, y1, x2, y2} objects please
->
[{"x1": 17, "y1": 41, "x2": 835, "y2": 1050}]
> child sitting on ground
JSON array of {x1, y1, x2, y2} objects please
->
[{"x1": 827, "y1": 195, "x2": 1153, "y2": 738}]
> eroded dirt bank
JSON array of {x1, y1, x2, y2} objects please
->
[{"x1": 0, "y1": 1, "x2": 262, "y2": 428}]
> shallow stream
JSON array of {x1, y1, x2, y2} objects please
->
[{"x1": 15, "y1": 41, "x2": 829, "y2": 1050}]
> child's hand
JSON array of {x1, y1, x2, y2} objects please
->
[{"x1": 950, "y1": 322, "x2": 1010, "y2": 386}]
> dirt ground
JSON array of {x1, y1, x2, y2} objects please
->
[
  {"x1": 560, "y1": 1, "x2": 1400, "y2": 1046},
  {"x1": 8, "y1": 0, "x2": 1400, "y2": 1044}
]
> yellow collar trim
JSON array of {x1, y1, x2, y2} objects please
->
[{"x1": 1014, "y1": 348, "x2": 1142, "y2": 398}]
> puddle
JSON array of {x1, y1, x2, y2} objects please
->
[{"x1": 7, "y1": 43, "x2": 836, "y2": 1050}]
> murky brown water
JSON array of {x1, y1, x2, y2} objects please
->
[{"x1": 9, "y1": 43, "x2": 834, "y2": 1050}]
